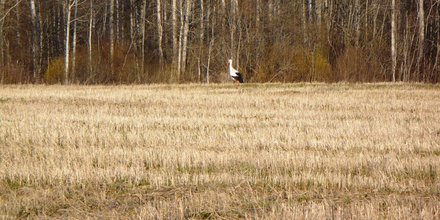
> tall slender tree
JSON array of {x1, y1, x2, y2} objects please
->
[
  {"x1": 417, "y1": 0, "x2": 425, "y2": 80},
  {"x1": 30, "y1": 0, "x2": 42, "y2": 81},
  {"x1": 156, "y1": 0, "x2": 163, "y2": 62},
  {"x1": 109, "y1": 0, "x2": 115, "y2": 78},
  {"x1": 140, "y1": 0, "x2": 147, "y2": 79},
  {"x1": 391, "y1": 0, "x2": 397, "y2": 82},
  {"x1": 64, "y1": 0, "x2": 72, "y2": 84},
  {"x1": 171, "y1": 0, "x2": 177, "y2": 70},
  {"x1": 181, "y1": 0, "x2": 192, "y2": 73},
  {"x1": 88, "y1": 0, "x2": 94, "y2": 79},
  {"x1": 72, "y1": 0, "x2": 78, "y2": 79},
  {"x1": 0, "y1": 0, "x2": 5, "y2": 70}
]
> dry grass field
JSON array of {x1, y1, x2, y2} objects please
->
[{"x1": 1, "y1": 83, "x2": 440, "y2": 219}]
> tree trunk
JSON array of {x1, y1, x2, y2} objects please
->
[
  {"x1": 391, "y1": 0, "x2": 397, "y2": 82},
  {"x1": 171, "y1": 0, "x2": 177, "y2": 68},
  {"x1": 256, "y1": 0, "x2": 260, "y2": 31},
  {"x1": 177, "y1": 0, "x2": 184, "y2": 78},
  {"x1": 0, "y1": 0, "x2": 4, "y2": 70},
  {"x1": 417, "y1": 0, "x2": 425, "y2": 81},
  {"x1": 115, "y1": 0, "x2": 119, "y2": 42},
  {"x1": 120, "y1": 0, "x2": 124, "y2": 42},
  {"x1": 89, "y1": 0, "x2": 93, "y2": 79},
  {"x1": 302, "y1": 0, "x2": 308, "y2": 45},
  {"x1": 109, "y1": 0, "x2": 114, "y2": 78},
  {"x1": 156, "y1": 0, "x2": 163, "y2": 62},
  {"x1": 268, "y1": 0, "x2": 273, "y2": 23},
  {"x1": 355, "y1": 0, "x2": 361, "y2": 47},
  {"x1": 206, "y1": 38, "x2": 213, "y2": 84},
  {"x1": 181, "y1": 0, "x2": 192, "y2": 75},
  {"x1": 72, "y1": 0, "x2": 78, "y2": 80},
  {"x1": 316, "y1": 0, "x2": 322, "y2": 27},
  {"x1": 30, "y1": 0, "x2": 42, "y2": 82},
  {"x1": 140, "y1": 0, "x2": 146, "y2": 80},
  {"x1": 198, "y1": 0, "x2": 204, "y2": 82},
  {"x1": 64, "y1": 0, "x2": 72, "y2": 84},
  {"x1": 230, "y1": 0, "x2": 238, "y2": 59},
  {"x1": 130, "y1": 0, "x2": 135, "y2": 43},
  {"x1": 15, "y1": 0, "x2": 21, "y2": 48}
]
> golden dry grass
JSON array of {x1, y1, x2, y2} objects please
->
[{"x1": 0, "y1": 83, "x2": 439, "y2": 219}]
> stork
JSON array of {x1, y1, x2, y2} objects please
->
[{"x1": 228, "y1": 59, "x2": 244, "y2": 83}]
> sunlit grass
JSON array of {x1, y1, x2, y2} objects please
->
[{"x1": 0, "y1": 83, "x2": 439, "y2": 218}]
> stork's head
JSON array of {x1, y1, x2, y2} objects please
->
[{"x1": 228, "y1": 59, "x2": 232, "y2": 67}]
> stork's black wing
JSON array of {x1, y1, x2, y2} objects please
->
[{"x1": 233, "y1": 72, "x2": 244, "y2": 83}]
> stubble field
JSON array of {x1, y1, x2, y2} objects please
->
[{"x1": 0, "y1": 83, "x2": 439, "y2": 219}]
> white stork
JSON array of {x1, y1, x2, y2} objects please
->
[{"x1": 228, "y1": 59, "x2": 244, "y2": 83}]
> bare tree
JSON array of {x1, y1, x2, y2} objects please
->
[
  {"x1": 140, "y1": 0, "x2": 147, "y2": 79},
  {"x1": 171, "y1": 0, "x2": 177, "y2": 68},
  {"x1": 391, "y1": 0, "x2": 397, "y2": 82},
  {"x1": 156, "y1": 0, "x2": 163, "y2": 62},
  {"x1": 72, "y1": 0, "x2": 78, "y2": 79},
  {"x1": 64, "y1": 0, "x2": 73, "y2": 84},
  {"x1": 115, "y1": 0, "x2": 119, "y2": 42},
  {"x1": 198, "y1": 0, "x2": 204, "y2": 82},
  {"x1": 0, "y1": 0, "x2": 4, "y2": 70},
  {"x1": 417, "y1": 0, "x2": 425, "y2": 80},
  {"x1": 355, "y1": 0, "x2": 361, "y2": 47},
  {"x1": 302, "y1": 0, "x2": 308, "y2": 44},
  {"x1": 88, "y1": 0, "x2": 94, "y2": 79},
  {"x1": 109, "y1": 0, "x2": 114, "y2": 77},
  {"x1": 30, "y1": 0, "x2": 42, "y2": 81}
]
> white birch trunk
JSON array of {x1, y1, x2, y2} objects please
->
[
  {"x1": 156, "y1": 0, "x2": 163, "y2": 61},
  {"x1": 206, "y1": 38, "x2": 213, "y2": 84},
  {"x1": 140, "y1": 0, "x2": 146, "y2": 79},
  {"x1": 199, "y1": 0, "x2": 204, "y2": 51},
  {"x1": 72, "y1": 0, "x2": 78, "y2": 79},
  {"x1": 130, "y1": 0, "x2": 135, "y2": 43},
  {"x1": 181, "y1": 0, "x2": 192, "y2": 74},
  {"x1": 64, "y1": 0, "x2": 72, "y2": 84},
  {"x1": 198, "y1": 0, "x2": 204, "y2": 82},
  {"x1": 307, "y1": 0, "x2": 312, "y2": 22},
  {"x1": 89, "y1": 0, "x2": 93, "y2": 78},
  {"x1": 30, "y1": 0, "x2": 41, "y2": 81},
  {"x1": 177, "y1": 0, "x2": 184, "y2": 78},
  {"x1": 172, "y1": 0, "x2": 177, "y2": 67}
]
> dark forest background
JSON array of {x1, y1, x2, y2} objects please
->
[{"x1": 0, "y1": 0, "x2": 439, "y2": 84}]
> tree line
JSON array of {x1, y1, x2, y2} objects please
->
[{"x1": 0, "y1": 0, "x2": 439, "y2": 84}]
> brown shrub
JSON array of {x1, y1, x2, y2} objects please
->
[
  {"x1": 43, "y1": 57, "x2": 65, "y2": 84},
  {"x1": 0, "y1": 65, "x2": 28, "y2": 84},
  {"x1": 335, "y1": 46, "x2": 383, "y2": 82},
  {"x1": 255, "y1": 44, "x2": 331, "y2": 83}
]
